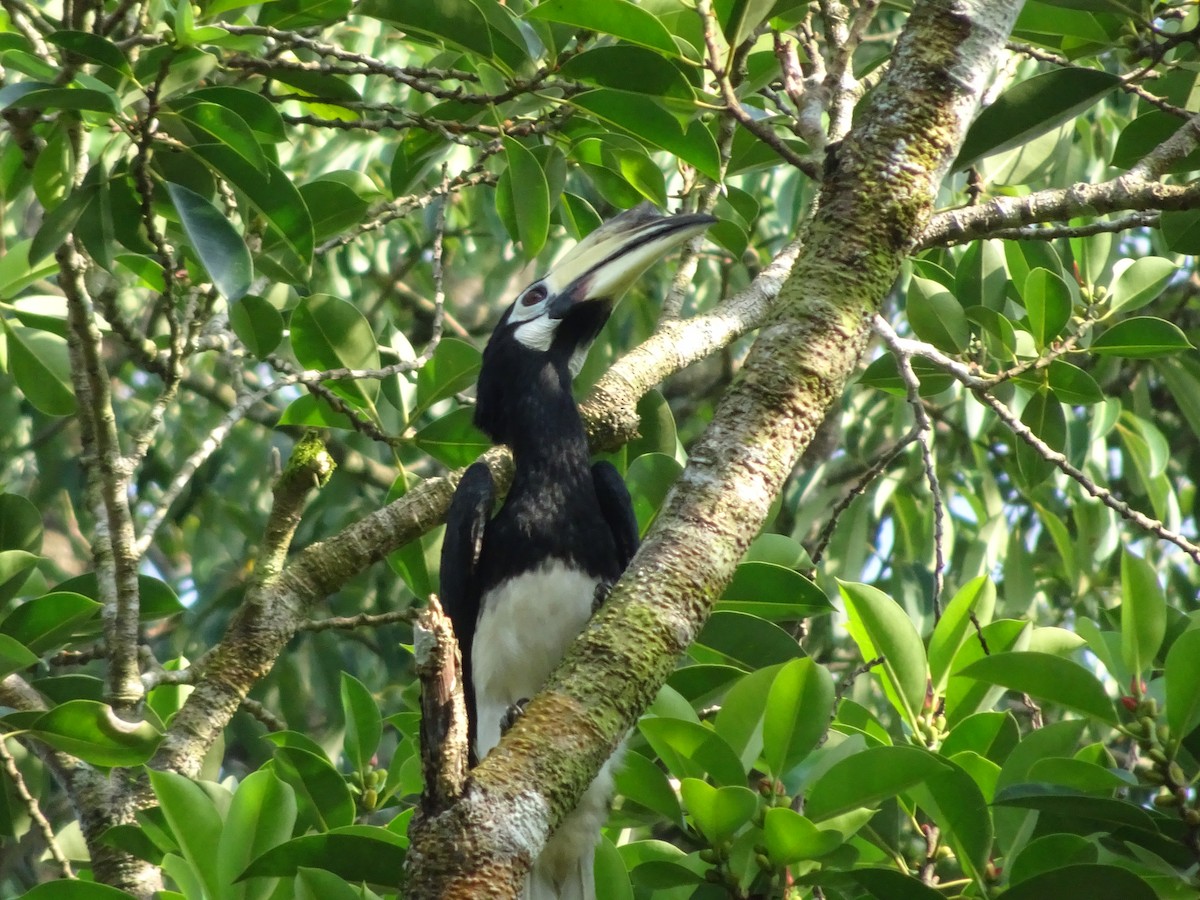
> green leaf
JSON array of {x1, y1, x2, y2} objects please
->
[
  {"x1": 594, "y1": 835, "x2": 633, "y2": 900},
  {"x1": 906, "y1": 756, "x2": 993, "y2": 880},
  {"x1": 956, "y1": 69, "x2": 1121, "y2": 170},
  {"x1": 413, "y1": 407, "x2": 490, "y2": 468},
  {"x1": 1119, "y1": 552, "x2": 1166, "y2": 676},
  {"x1": 3, "y1": 323, "x2": 76, "y2": 416},
  {"x1": 570, "y1": 91, "x2": 720, "y2": 180},
  {"x1": 906, "y1": 276, "x2": 969, "y2": 352},
  {"x1": 625, "y1": 453, "x2": 681, "y2": 535},
  {"x1": 189, "y1": 144, "x2": 313, "y2": 275},
  {"x1": 560, "y1": 47, "x2": 694, "y2": 99},
  {"x1": 929, "y1": 576, "x2": 995, "y2": 692},
  {"x1": 238, "y1": 827, "x2": 407, "y2": 885},
  {"x1": 299, "y1": 178, "x2": 372, "y2": 242},
  {"x1": 614, "y1": 750, "x2": 683, "y2": 824},
  {"x1": 1016, "y1": 390, "x2": 1065, "y2": 488},
  {"x1": 637, "y1": 717, "x2": 745, "y2": 787},
  {"x1": 719, "y1": 561, "x2": 831, "y2": 621},
  {"x1": 762, "y1": 658, "x2": 834, "y2": 778},
  {"x1": 31, "y1": 700, "x2": 163, "y2": 767},
  {"x1": 219, "y1": 769, "x2": 297, "y2": 900},
  {"x1": 691, "y1": 610, "x2": 805, "y2": 670},
  {"x1": 859, "y1": 354, "x2": 955, "y2": 397},
  {"x1": 993, "y1": 864, "x2": 1154, "y2": 900},
  {"x1": 839, "y1": 582, "x2": 928, "y2": 730},
  {"x1": 358, "y1": 0, "x2": 528, "y2": 70},
  {"x1": 1107, "y1": 257, "x2": 1177, "y2": 315},
  {"x1": 341, "y1": 673, "x2": 382, "y2": 774},
  {"x1": 277, "y1": 395, "x2": 356, "y2": 430},
  {"x1": 1090, "y1": 316, "x2": 1192, "y2": 358},
  {"x1": 148, "y1": 770, "x2": 225, "y2": 900},
  {"x1": 53, "y1": 573, "x2": 183, "y2": 624},
  {"x1": 230, "y1": 295, "x2": 284, "y2": 359},
  {"x1": 0, "y1": 634, "x2": 37, "y2": 678},
  {"x1": 184, "y1": 87, "x2": 287, "y2": 143},
  {"x1": 805, "y1": 745, "x2": 948, "y2": 821},
  {"x1": 845, "y1": 869, "x2": 946, "y2": 900},
  {"x1": 47, "y1": 30, "x2": 130, "y2": 73},
  {"x1": 172, "y1": 102, "x2": 267, "y2": 173},
  {"x1": 679, "y1": 779, "x2": 757, "y2": 843},
  {"x1": 1164, "y1": 628, "x2": 1200, "y2": 740},
  {"x1": 0, "y1": 591, "x2": 100, "y2": 654},
  {"x1": 956, "y1": 651, "x2": 1117, "y2": 725},
  {"x1": 0, "y1": 83, "x2": 120, "y2": 114},
  {"x1": 1022, "y1": 267, "x2": 1071, "y2": 350},
  {"x1": 289, "y1": 294, "x2": 381, "y2": 407},
  {"x1": 415, "y1": 337, "x2": 482, "y2": 412},
  {"x1": 1161, "y1": 209, "x2": 1200, "y2": 254},
  {"x1": 271, "y1": 747, "x2": 356, "y2": 832},
  {"x1": 526, "y1": 0, "x2": 680, "y2": 56},
  {"x1": 501, "y1": 138, "x2": 549, "y2": 259},
  {"x1": 0, "y1": 550, "x2": 41, "y2": 606},
  {"x1": 1045, "y1": 360, "x2": 1104, "y2": 405},
  {"x1": 1008, "y1": 833, "x2": 1097, "y2": 886},
  {"x1": 761, "y1": 807, "x2": 842, "y2": 864},
  {"x1": 165, "y1": 181, "x2": 252, "y2": 301}
]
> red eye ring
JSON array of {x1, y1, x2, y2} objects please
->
[{"x1": 520, "y1": 284, "x2": 547, "y2": 307}]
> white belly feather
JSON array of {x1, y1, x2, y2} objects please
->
[{"x1": 471, "y1": 560, "x2": 618, "y2": 900}]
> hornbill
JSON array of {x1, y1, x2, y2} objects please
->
[{"x1": 440, "y1": 203, "x2": 716, "y2": 899}]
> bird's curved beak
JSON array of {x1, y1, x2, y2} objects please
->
[{"x1": 543, "y1": 203, "x2": 717, "y2": 318}]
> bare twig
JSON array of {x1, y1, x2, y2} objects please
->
[
  {"x1": 874, "y1": 317, "x2": 947, "y2": 618},
  {"x1": 301, "y1": 610, "x2": 419, "y2": 632},
  {"x1": 0, "y1": 738, "x2": 75, "y2": 879}
]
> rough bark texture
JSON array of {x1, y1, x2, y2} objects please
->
[{"x1": 405, "y1": 0, "x2": 1026, "y2": 895}]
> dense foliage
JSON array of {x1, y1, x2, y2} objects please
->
[{"x1": 2, "y1": 0, "x2": 1200, "y2": 898}]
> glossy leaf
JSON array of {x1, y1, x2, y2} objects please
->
[
  {"x1": 570, "y1": 91, "x2": 720, "y2": 179},
  {"x1": 415, "y1": 337, "x2": 482, "y2": 411},
  {"x1": 238, "y1": 826, "x2": 407, "y2": 885},
  {"x1": 637, "y1": 717, "x2": 745, "y2": 787},
  {"x1": 1119, "y1": 552, "x2": 1166, "y2": 676},
  {"x1": 679, "y1": 779, "x2": 757, "y2": 843},
  {"x1": 719, "y1": 561, "x2": 831, "y2": 621},
  {"x1": 1108, "y1": 257, "x2": 1177, "y2": 314},
  {"x1": 289, "y1": 294, "x2": 380, "y2": 407},
  {"x1": 0, "y1": 591, "x2": 100, "y2": 653},
  {"x1": 762, "y1": 658, "x2": 834, "y2": 778},
  {"x1": 956, "y1": 68, "x2": 1120, "y2": 169},
  {"x1": 230, "y1": 295, "x2": 284, "y2": 359},
  {"x1": 805, "y1": 745, "x2": 948, "y2": 821},
  {"x1": 31, "y1": 700, "x2": 163, "y2": 767},
  {"x1": 625, "y1": 452, "x2": 682, "y2": 535},
  {"x1": 1090, "y1": 316, "x2": 1192, "y2": 358},
  {"x1": 526, "y1": 0, "x2": 680, "y2": 56},
  {"x1": 165, "y1": 181, "x2": 252, "y2": 301},
  {"x1": 1016, "y1": 390, "x2": 1065, "y2": 488},
  {"x1": 0, "y1": 633, "x2": 37, "y2": 678},
  {"x1": 907, "y1": 276, "x2": 969, "y2": 352},
  {"x1": 413, "y1": 407, "x2": 490, "y2": 468},
  {"x1": 691, "y1": 610, "x2": 805, "y2": 670},
  {"x1": 929, "y1": 576, "x2": 995, "y2": 692},
  {"x1": 3, "y1": 323, "x2": 76, "y2": 416},
  {"x1": 219, "y1": 769, "x2": 298, "y2": 900},
  {"x1": 1023, "y1": 267, "x2": 1071, "y2": 350},
  {"x1": 840, "y1": 582, "x2": 928, "y2": 730},
  {"x1": 1164, "y1": 628, "x2": 1200, "y2": 740},
  {"x1": 996, "y1": 864, "x2": 1154, "y2": 900},
  {"x1": 340, "y1": 672, "x2": 382, "y2": 774},
  {"x1": 20, "y1": 882, "x2": 134, "y2": 899},
  {"x1": 956, "y1": 651, "x2": 1117, "y2": 725},
  {"x1": 271, "y1": 747, "x2": 356, "y2": 832},
  {"x1": 501, "y1": 138, "x2": 549, "y2": 259},
  {"x1": 761, "y1": 807, "x2": 842, "y2": 864},
  {"x1": 148, "y1": 770, "x2": 225, "y2": 900}
]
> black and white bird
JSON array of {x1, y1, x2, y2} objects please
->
[{"x1": 440, "y1": 204, "x2": 715, "y2": 900}]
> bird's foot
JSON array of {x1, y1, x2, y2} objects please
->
[
  {"x1": 500, "y1": 698, "x2": 529, "y2": 735},
  {"x1": 593, "y1": 580, "x2": 614, "y2": 613}
]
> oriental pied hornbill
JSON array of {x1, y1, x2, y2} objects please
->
[{"x1": 440, "y1": 203, "x2": 715, "y2": 900}]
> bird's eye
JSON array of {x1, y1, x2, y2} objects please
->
[{"x1": 520, "y1": 284, "x2": 547, "y2": 307}]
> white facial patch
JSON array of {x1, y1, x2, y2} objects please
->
[{"x1": 513, "y1": 314, "x2": 559, "y2": 352}]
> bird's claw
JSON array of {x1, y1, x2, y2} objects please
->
[
  {"x1": 593, "y1": 580, "x2": 614, "y2": 613},
  {"x1": 500, "y1": 698, "x2": 529, "y2": 735}
]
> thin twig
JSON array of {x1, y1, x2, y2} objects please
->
[
  {"x1": 0, "y1": 737, "x2": 75, "y2": 879},
  {"x1": 874, "y1": 317, "x2": 946, "y2": 619},
  {"x1": 301, "y1": 610, "x2": 419, "y2": 632}
]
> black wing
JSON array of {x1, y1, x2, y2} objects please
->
[
  {"x1": 439, "y1": 461, "x2": 495, "y2": 759},
  {"x1": 592, "y1": 461, "x2": 639, "y2": 572}
]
